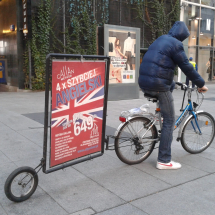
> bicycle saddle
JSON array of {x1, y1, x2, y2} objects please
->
[{"x1": 144, "y1": 93, "x2": 158, "y2": 102}]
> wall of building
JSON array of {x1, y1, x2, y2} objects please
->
[
  {"x1": 180, "y1": 1, "x2": 215, "y2": 83},
  {"x1": 0, "y1": 0, "x2": 179, "y2": 89},
  {"x1": 0, "y1": 0, "x2": 19, "y2": 87}
]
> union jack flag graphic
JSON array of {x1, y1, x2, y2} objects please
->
[
  {"x1": 51, "y1": 85, "x2": 104, "y2": 128},
  {"x1": 51, "y1": 102, "x2": 70, "y2": 128}
]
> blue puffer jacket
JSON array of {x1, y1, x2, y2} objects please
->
[{"x1": 139, "y1": 21, "x2": 205, "y2": 92}]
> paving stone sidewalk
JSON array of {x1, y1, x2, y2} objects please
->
[{"x1": 0, "y1": 84, "x2": 215, "y2": 215}]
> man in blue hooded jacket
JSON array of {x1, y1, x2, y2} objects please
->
[{"x1": 139, "y1": 21, "x2": 208, "y2": 170}]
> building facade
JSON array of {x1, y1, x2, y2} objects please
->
[
  {"x1": 179, "y1": 0, "x2": 215, "y2": 83},
  {"x1": 0, "y1": 0, "x2": 23, "y2": 88},
  {"x1": 3, "y1": 0, "x2": 211, "y2": 89},
  {"x1": 0, "y1": 0, "x2": 146, "y2": 89}
]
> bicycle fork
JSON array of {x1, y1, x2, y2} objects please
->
[
  {"x1": 190, "y1": 111, "x2": 202, "y2": 134},
  {"x1": 176, "y1": 110, "x2": 204, "y2": 141}
]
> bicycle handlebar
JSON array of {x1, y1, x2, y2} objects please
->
[
  {"x1": 175, "y1": 82, "x2": 183, "y2": 86},
  {"x1": 175, "y1": 82, "x2": 205, "y2": 111},
  {"x1": 175, "y1": 82, "x2": 193, "y2": 91},
  {"x1": 175, "y1": 82, "x2": 207, "y2": 92}
]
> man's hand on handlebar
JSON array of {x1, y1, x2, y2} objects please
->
[
  {"x1": 176, "y1": 82, "x2": 208, "y2": 93},
  {"x1": 198, "y1": 86, "x2": 208, "y2": 93}
]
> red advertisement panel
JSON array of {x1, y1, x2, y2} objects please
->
[{"x1": 51, "y1": 61, "x2": 106, "y2": 167}]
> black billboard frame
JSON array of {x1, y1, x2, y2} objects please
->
[
  {"x1": 43, "y1": 53, "x2": 110, "y2": 174},
  {"x1": 4, "y1": 54, "x2": 110, "y2": 203}
]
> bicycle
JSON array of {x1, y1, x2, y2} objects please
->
[
  {"x1": 112, "y1": 82, "x2": 215, "y2": 165},
  {"x1": 4, "y1": 82, "x2": 215, "y2": 202}
]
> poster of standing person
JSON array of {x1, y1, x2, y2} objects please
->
[
  {"x1": 103, "y1": 24, "x2": 140, "y2": 100},
  {"x1": 108, "y1": 30, "x2": 136, "y2": 84}
]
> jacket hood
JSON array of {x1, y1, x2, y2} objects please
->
[{"x1": 168, "y1": 21, "x2": 190, "y2": 42}]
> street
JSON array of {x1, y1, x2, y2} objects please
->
[{"x1": 0, "y1": 85, "x2": 215, "y2": 215}]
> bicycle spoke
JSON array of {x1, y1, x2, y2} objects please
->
[
  {"x1": 183, "y1": 132, "x2": 212, "y2": 136},
  {"x1": 182, "y1": 113, "x2": 215, "y2": 153},
  {"x1": 200, "y1": 134, "x2": 210, "y2": 144},
  {"x1": 116, "y1": 117, "x2": 157, "y2": 164}
]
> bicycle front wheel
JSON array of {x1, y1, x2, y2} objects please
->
[
  {"x1": 115, "y1": 117, "x2": 158, "y2": 165},
  {"x1": 181, "y1": 112, "x2": 215, "y2": 154}
]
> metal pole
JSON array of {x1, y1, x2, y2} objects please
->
[
  {"x1": 28, "y1": 43, "x2": 32, "y2": 89},
  {"x1": 43, "y1": 55, "x2": 51, "y2": 173},
  {"x1": 119, "y1": 0, "x2": 121, "y2": 25},
  {"x1": 93, "y1": 0, "x2": 95, "y2": 18},
  {"x1": 63, "y1": 0, "x2": 66, "y2": 53}
]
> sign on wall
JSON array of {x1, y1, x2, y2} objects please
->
[
  {"x1": 0, "y1": 60, "x2": 7, "y2": 84},
  {"x1": 108, "y1": 30, "x2": 136, "y2": 84},
  {"x1": 104, "y1": 24, "x2": 140, "y2": 100},
  {"x1": 50, "y1": 61, "x2": 106, "y2": 167}
]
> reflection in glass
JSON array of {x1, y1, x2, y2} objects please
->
[
  {"x1": 181, "y1": 45, "x2": 189, "y2": 83},
  {"x1": 212, "y1": 55, "x2": 215, "y2": 80},
  {"x1": 198, "y1": 47, "x2": 213, "y2": 81},
  {"x1": 0, "y1": 41, "x2": 4, "y2": 54},
  {"x1": 187, "y1": 0, "x2": 200, "y2": 3},
  {"x1": 182, "y1": 46, "x2": 199, "y2": 83},
  {"x1": 188, "y1": 46, "x2": 198, "y2": 64},
  {"x1": 181, "y1": 1, "x2": 215, "y2": 83},
  {"x1": 201, "y1": 0, "x2": 215, "y2": 7},
  {"x1": 199, "y1": 7, "x2": 214, "y2": 46},
  {"x1": 183, "y1": 5, "x2": 200, "y2": 46}
]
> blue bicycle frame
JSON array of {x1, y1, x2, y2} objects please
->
[{"x1": 175, "y1": 101, "x2": 202, "y2": 134}]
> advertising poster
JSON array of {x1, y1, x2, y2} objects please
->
[
  {"x1": 108, "y1": 30, "x2": 136, "y2": 84},
  {"x1": 0, "y1": 60, "x2": 6, "y2": 83},
  {"x1": 50, "y1": 61, "x2": 106, "y2": 167}
]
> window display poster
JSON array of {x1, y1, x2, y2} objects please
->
[
  {"x1": 50, "y1": 61, "x2": 106, "y2": 167},
  {"x1": 0, "y1": 60, "x2": 6, "y2": 83},
  {"x1": 108, "y1": 30, "x2": 136, "y2": 84}
]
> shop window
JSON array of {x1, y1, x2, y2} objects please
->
[
  {"x1": 181, "y1": 46, "x2": 199, "y2": 83},
  {"x1": 0, "y1": 41, "x2": 3, "y2": 53},
  {"x1": 201, "y1": 0, "x2": 215, "y2": 7},
  {"x1": 183, "y1": 5, "x2": 200, "y2": 46},
  {"x1": 199, "y1": 7, "x2": 214, "y2": 46},
  {"x1": 186, "y1": 0, "x2": 200, "y2": 3},
  {"x1": 198, "y1": 47, "x2": 213, "y2": 81}
]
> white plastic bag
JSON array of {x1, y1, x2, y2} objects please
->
[{"x1": 128, "y1": 104, "x2": 150, "y2": 116}]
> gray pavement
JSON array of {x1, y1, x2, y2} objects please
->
[{"x1": 0, "y1": 84, "x2": 215, "y2": 215}]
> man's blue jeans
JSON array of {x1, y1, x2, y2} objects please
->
[{"x1": 142, "y1": 83, "x2": 175, "y2": 163}]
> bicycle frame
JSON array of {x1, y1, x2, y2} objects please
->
[
  {"x1": 115, "y1": 87, "x2": 205, "y2": 145},
  {"x1": 175, "y1": 100, "x2": 202, "y2": 131},
  {"x1": 114, "y1": 101, "x2": 161, "y2": 144}
]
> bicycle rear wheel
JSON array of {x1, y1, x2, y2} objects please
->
[
  {"x1": 115, "y1": 117, "x2": 158, "y2": 165},
  {"x1": 181, "y1": 112, "x2": 215, "y2": 154}
]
